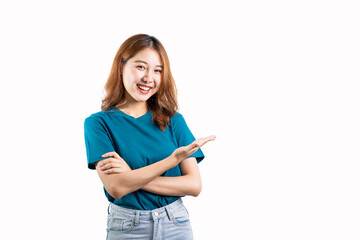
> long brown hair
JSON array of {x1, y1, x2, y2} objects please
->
[{"x1": 101, "y1": 34, "x2": 178, "y2": 131}]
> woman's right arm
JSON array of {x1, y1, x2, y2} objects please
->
[
  {"x1": 96, "y1": 154, "x2": 178, "y2": 199},
  {"x1": 95, "y1": 137, "x2": 213, "y2": 199}
]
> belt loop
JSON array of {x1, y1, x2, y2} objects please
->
[
  {"x1": 107, "y1": 203, "x2": 111, "y2": 215},
  {"x1": 165, "y1": 205, "x2": 174, "y2": 221},
  {"x1": 134, "y1": 211, "x2": 140, "y2": 226}
]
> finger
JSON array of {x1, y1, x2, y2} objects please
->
[
  {"x1": 102, "y1": 151, "x2": 121, "y2": 159},
  {"x1": 202, "y1": 135, "x2": 216, "y2": 143},
  {"x1": 97, "y1": 159, "x2": 109, "y2": 168},
  {"x1": 97, "y1": 158, "x2": 116, "y2": 168},
  {"x1": 185, "y1": 143, "x2": 200, "y2": 156},
  {"x1": 196, "y1": 135, "x2": 216, "y2": 147},
  {"x1": 101, "y1": 152, "x2": 114, "y2": 158},
  {"x1": 189, "y1": 142, "x2": 200, "y2": 149},
  {"x1": 101, "y1": 162, "x2": 123, "y2": 171},
  {"x1": 103, "y1": 165, "x2": 131, "y2": 174},
  {"x1": 208, "y1": 135, "x2": 217, "y2": 141},
  {"x1": 103, "y1": 168, "x2": 118, "y2": 175},
  {"x1": 183, "y1": 143, "x2": 199, "y2": 153}
]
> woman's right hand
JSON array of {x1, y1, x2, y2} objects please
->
[
  {"x1": 96, "y1": 151, "x2": 132, "y2": 174},
  {"x1": 172, "y1": 135, "x2": 216, "y2": 162}
]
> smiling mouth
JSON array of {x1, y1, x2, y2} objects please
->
[{"x1": 137, "y1": 84, "x2": 152, "y2": 94}]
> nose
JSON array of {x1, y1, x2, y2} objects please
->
[{"x1": 142, "y1": 70, "x2": 153, "y2": 83}]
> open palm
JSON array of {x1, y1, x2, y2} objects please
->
[{"x1": 173, "y1": 135, "x2": 216, "y2": 161}]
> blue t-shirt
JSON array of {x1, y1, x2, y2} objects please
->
[{"x1": 84, "y1": 106, "x2": 204, "y2": 210}]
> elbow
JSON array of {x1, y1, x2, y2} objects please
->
[
  {"x1": 111, "y1": 191, "x2": 125, "y2": 200},
  {"x1": 190, "y1": 181, "x2": 202, "y2": 197},
  {"x1": 192, "y1": 185, "x2": 202, "y2": 197},
  {"x1": 107, "y1": 185, "x2": 128, "y2": 199}
]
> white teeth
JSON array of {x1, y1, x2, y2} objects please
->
[{"x1": 138, "y1": 85, "x2": 150, "y2": 91}]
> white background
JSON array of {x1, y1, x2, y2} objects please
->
[{"x1": 1, "y1": 0, "x2": 359, "y2": 239}]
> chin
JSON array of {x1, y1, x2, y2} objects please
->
[{"x1": 135, "y1": 96, "x2": 151, "y2": 102}]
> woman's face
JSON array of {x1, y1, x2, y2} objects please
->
[{"x1": 122, "y1": 48, "x2": 163, "y2": 103}]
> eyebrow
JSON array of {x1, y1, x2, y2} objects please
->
[{"x1": 133, "y1": 60, "x2": 163, "y2": 68}]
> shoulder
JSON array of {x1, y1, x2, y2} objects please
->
[
  {"x1": 84, "y1": 107, "x2": 116, "y2": 126},
  {"x1": 169, "y1": 112, "x2": 191, "y2": 131},
  {"x1": 170, "y1": 112, "x2": 184, "y2": 124}
]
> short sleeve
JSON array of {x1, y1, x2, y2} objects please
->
[
  {"x1": 84, "y1": 116, "x2": 115, "y2": 169},
  {"x1": 171, "y1": 113, "x2": 205, "y2": 163}
]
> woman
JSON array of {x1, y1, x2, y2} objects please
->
[{"x1": 84, "y1": 34, "x2": 215, "y2": 239}]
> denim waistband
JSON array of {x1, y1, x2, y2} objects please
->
[{"x1": 108, "y1": 198, "x2": 184, "y2": 225}]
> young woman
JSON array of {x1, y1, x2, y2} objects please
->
[{"x1": 84, "y1": 34, "x2": 215, "y2": 240}]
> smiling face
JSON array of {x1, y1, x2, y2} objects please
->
[{"x1": 121, "y1": 48, "x2": 163, "y2": 103}]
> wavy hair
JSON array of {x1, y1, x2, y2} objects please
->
[{"x1": 101, "y1": 34, "x2": 178, "y2": 131}]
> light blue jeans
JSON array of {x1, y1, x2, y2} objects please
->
[{"x1": 106, "y1": 198, "x2": 194, "y2": 240}]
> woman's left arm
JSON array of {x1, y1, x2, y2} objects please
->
[{"x1": 141, "y1": 157, "x2": 202, "y2": 197}]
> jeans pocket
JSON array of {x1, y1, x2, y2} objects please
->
[
  {"x1": 172, "y1": 208, "x2": 190, "y2": 226},
  {"x1": 107, "y1": 214, "x2": 134, "y2": 233}
]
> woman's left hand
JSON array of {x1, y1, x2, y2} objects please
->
[{"x1": 97, "y1": 152, "x2": 132, "y2": 175}]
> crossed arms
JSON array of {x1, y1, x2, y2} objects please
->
[{"x1": 95, "y1": 135, "x2": 215, "y2": 199}]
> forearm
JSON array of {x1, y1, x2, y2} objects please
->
[
  {"x1": 142, "y1": 175, "x2": 202, "y2": 197},
  {"x1": 97, "y1": 136, "x2": 214, "y2": 199},
  {"x1": 97, "y1": 155, "x2": 178, "y2": 199}
]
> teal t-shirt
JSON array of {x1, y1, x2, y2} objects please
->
[{"x1": 84, "y1": 106, "x2": 204, "y2": 210}]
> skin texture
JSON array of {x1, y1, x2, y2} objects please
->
[{"x1": 96, "y1": 47, "x2": 216, "y2": 199}]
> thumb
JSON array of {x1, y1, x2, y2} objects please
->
[
  {"x1": 193, "y1": 143, "x2": 200, "y2": 148},
  {"x1": 188, "y1": 142, "x2": 199, "y2": 150}
]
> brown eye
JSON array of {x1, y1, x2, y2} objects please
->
[{"x1": 137, "y1": 65, "x2": 145, "y2": 70}]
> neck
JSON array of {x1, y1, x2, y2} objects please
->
[{"x1": 117, "y1": 101, "x2": 148, "y2": 118}]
